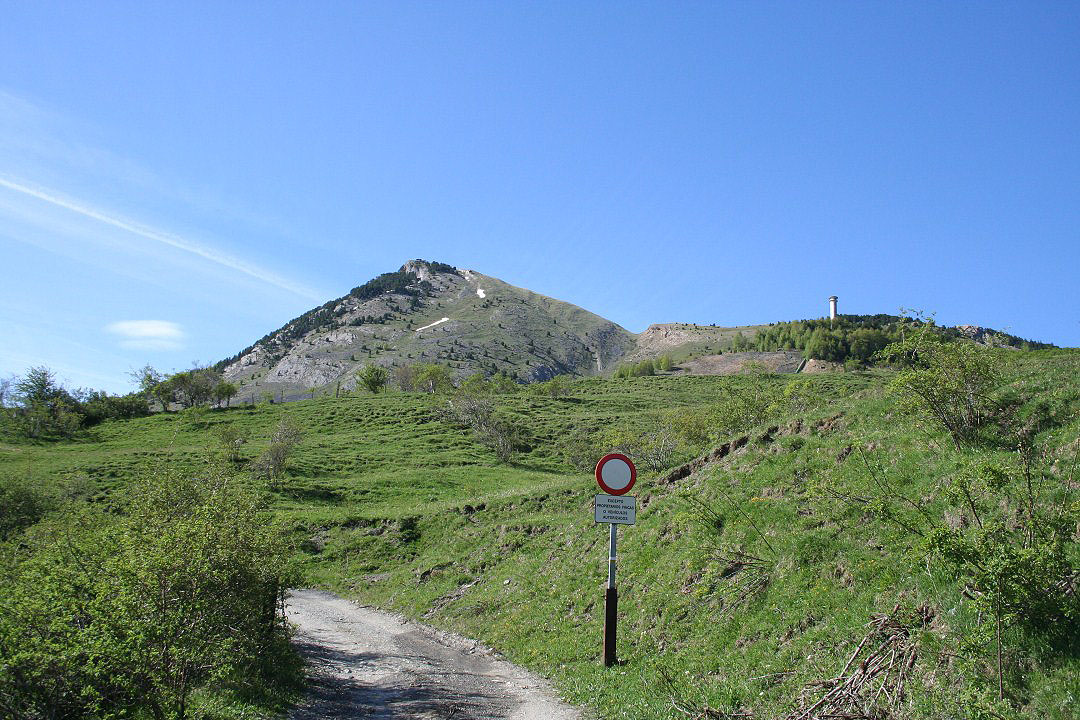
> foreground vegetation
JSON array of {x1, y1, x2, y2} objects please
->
[{"x1": 1, "y1": 336, "x2": 1078, "y2": 718}]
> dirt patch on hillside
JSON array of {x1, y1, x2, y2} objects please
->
[
  {"x1": 656, "y1": 413, "x2": 844, "y2": 487},
  {"x1": 677, "y1": 351, "x2": 805, "y2": 376},
  {"x1": 625, "y1": 323, "x2": 768, "y2": 364},
  {"x1": 801, "y1": 358, "x2": 843, "y2": 373}
]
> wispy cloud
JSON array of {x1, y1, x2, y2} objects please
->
[
  {"x1": 106, "y1": 320, "x2": 185, "y2": 351},
  {"x1": 0, "y1": 89, "x2": 297, "y2": 243},
  {"x1": 0, "y1": 175, "x2": 321, "y2": 301}
]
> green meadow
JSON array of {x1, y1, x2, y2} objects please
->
[{"x1": 2, "y1": 348, "x2": 1078, "y2": 719}]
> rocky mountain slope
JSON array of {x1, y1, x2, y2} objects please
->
[{"x1": 218, "y1": 260, "x2": 636, "y2": 399}]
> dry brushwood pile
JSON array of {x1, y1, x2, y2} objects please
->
[{"x1": 785, "y1": 604, "x2": 932, "y2": 720}]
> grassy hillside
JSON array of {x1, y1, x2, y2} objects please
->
[{"x1": 2, "y1": 348, "x2": 1078, "y2": 719}]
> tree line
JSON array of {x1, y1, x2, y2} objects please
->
[
  {"x1": 0, "y1": 364, "x2": 243, "y2": 441},
  {"x1": 130, "y1": 364, "x2": 238, "y2": 411},
  {"x1": 741, "y1": 314, "x2": 1051, "y2": 367},
  {"x1": 612, "y1": 355, "x2": 673, "y2": 379},
  {"x1": 0, "y1": 367, "x2": 150, "y2": 440}
]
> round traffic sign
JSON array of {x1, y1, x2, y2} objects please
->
[{"x1": 595, "y1": 453, "x2": 636, "y2": 496}]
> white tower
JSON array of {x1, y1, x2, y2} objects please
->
[{"x1": 829, "y1": 296, "x2": 838, "y2": 321}]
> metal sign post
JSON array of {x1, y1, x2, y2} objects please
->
[
  {"x1": 594, "y1": 453, "x2": 637, "y2": 667},
  {"x1": 604, "y1": 522, "x2": 618, "y2": 666}
]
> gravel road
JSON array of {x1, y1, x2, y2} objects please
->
[{"x1": 286, "y1": 589, "x2": 583, "y2": 720}]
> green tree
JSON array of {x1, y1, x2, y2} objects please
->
[
  {"x1": 414, "y1": 363, "x2": 452, "y2": 394},
  {"x1": 10, "y1": 366, "x2": 83, "y2": 439},
  {"x1": 152, "y1": 376, "x2": 177, "y2": 412},
  {"x1": 130, "y1": 364, "x2": 166, "y2": 408},
  {"x1": 212, "y1": 381, "x2": 238, "y2": 408},
  {"x1": 356, "y1": 364, "x2": 389, "y2": 393},
  {"x1": 847, "y1": 328, "x2": 889, "y2": 363},
  {"x1": 804, "y1": 328, "x2": 846, "y2": 362},
  {"x1": 633, "y1": 359, "x2": 656, "y2": 377},
  {"x1": 170, "y1": 367, "x2": 222, "y2": 409}
]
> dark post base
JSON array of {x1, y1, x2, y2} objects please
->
[{"x1": 603, "y1": 586, "x2": 618, "y2": 666}]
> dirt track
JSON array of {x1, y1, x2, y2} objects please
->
[{"x1": 286, "y1": 589, "x2": 582, "y2": 720}]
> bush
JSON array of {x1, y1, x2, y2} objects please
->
[
  {"x1": 556, "y1": 425, "x2": 605, "y2": 472},
  {"x1": 77, "y1": 390, "x2": 151, "y2": 426},
  {"x1": 356, "y1": 364, "x2": 389, "y2": 393},
  {"x1": 0, "y1": 468, "x2": 296, "y2": 720},
  {"x1": 214, "y1": 425, "x2": 250, "y2": 464},
  {"x1": 593, "y1": 408, "x2": 710, "y2": 473},
  {"x1": 527, "y1": 374, "x2": 571, "y2": 398},
  {"x1": 880, "y1": 334, "x2": 1004, "y2": 449},
  {"x1": 700, "y1": 376, "x2": 785, "y2": 440},
  {"x1": 438, "y1": 394, "x2": 523, "y2": 463},
  {"x1": 251, "y1": 418, "x2": 303, "y2": 484},
  {"x1": 596, "y1": 419, "x2": 683, "y2": 472},
  {"x1": 0, "y1": 473, "x2": 54, "y2": 540}
]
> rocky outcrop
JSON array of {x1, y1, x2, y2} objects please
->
[{"x1": 266, "y1": 355, "x2": 346, "y2": 387}]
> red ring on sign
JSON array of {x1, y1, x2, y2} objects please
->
[{"x1": 595, "y1": 453, "x2": 637, "y2": 496}]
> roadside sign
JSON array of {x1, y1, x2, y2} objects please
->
[
  {"x1": 593, "y1": 453, "x2": 638, "y2": 667},
  {"x1": 594, "y1": 494, "x2": 636, "y2": 525},
  {"x1": 595, "y1": 453, "x2": 636, "y2": 495}
]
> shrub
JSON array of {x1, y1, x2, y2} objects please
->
[
  {"x1": 215, "y1": 425, "x2": 250, "y2": 464},
  {"x1": 700, "y1": 376, "x2": 785, "y2": 440},
  {"x1": 556, "y1": 426, "x2": 605, "y2": 472},
  {"x1": 438, "y1": 395, "x2": 522, "y2": 463},
  {"x1": 0, "y1": 473, "x2": 54, "y2": 540},
  {"x1": 0, "y1": 468, "x2": 296, "y2": 720},
  {"x1": 251, "y1": 418, "x2": 303, "y2": 484},
  {"x1": 880, "y1": 334, "x2": 1004, "y2": 449},
  {"x1": 527, "y1": 374, "x2": 571, "y2": 398},
  {"x1": 356, "y1": 364, "x2": 389, "y2": 393}
]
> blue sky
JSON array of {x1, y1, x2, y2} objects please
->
[{"x1": 2, "y1": 2, "x2": 1077, "y2": 393}]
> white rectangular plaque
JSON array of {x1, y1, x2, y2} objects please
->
[{"x1": 594, "y1": 494, "x2": 636, "y2": 525}]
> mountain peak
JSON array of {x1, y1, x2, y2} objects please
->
[
  {"x1": 400, "y1": 259, "x2": 461, "y2": 283},
  {"x1": 218, "y1": 261, "x2": 635, "y2": 399}
]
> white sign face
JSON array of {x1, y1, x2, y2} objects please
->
[
  {"x1": 599, "y1": 458, "x2": 633, "y2": 492},
  {"x1": 594, "y1": 494, "x2": 636, "y2": 525}
]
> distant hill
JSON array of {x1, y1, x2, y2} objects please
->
[
  {"x1": 218, "y1": 260, "x2": 635, "y2": 399},
  {"x1": 216, "y1": 260, "x2": 1056, "y2": 400}
]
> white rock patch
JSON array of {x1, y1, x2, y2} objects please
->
[
  {"x1": 476, "y1": 288, "x2": 486, "y2": 298},
  {"x1": 415, "y1": 317, "x2": 450, "y2": 332}
]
